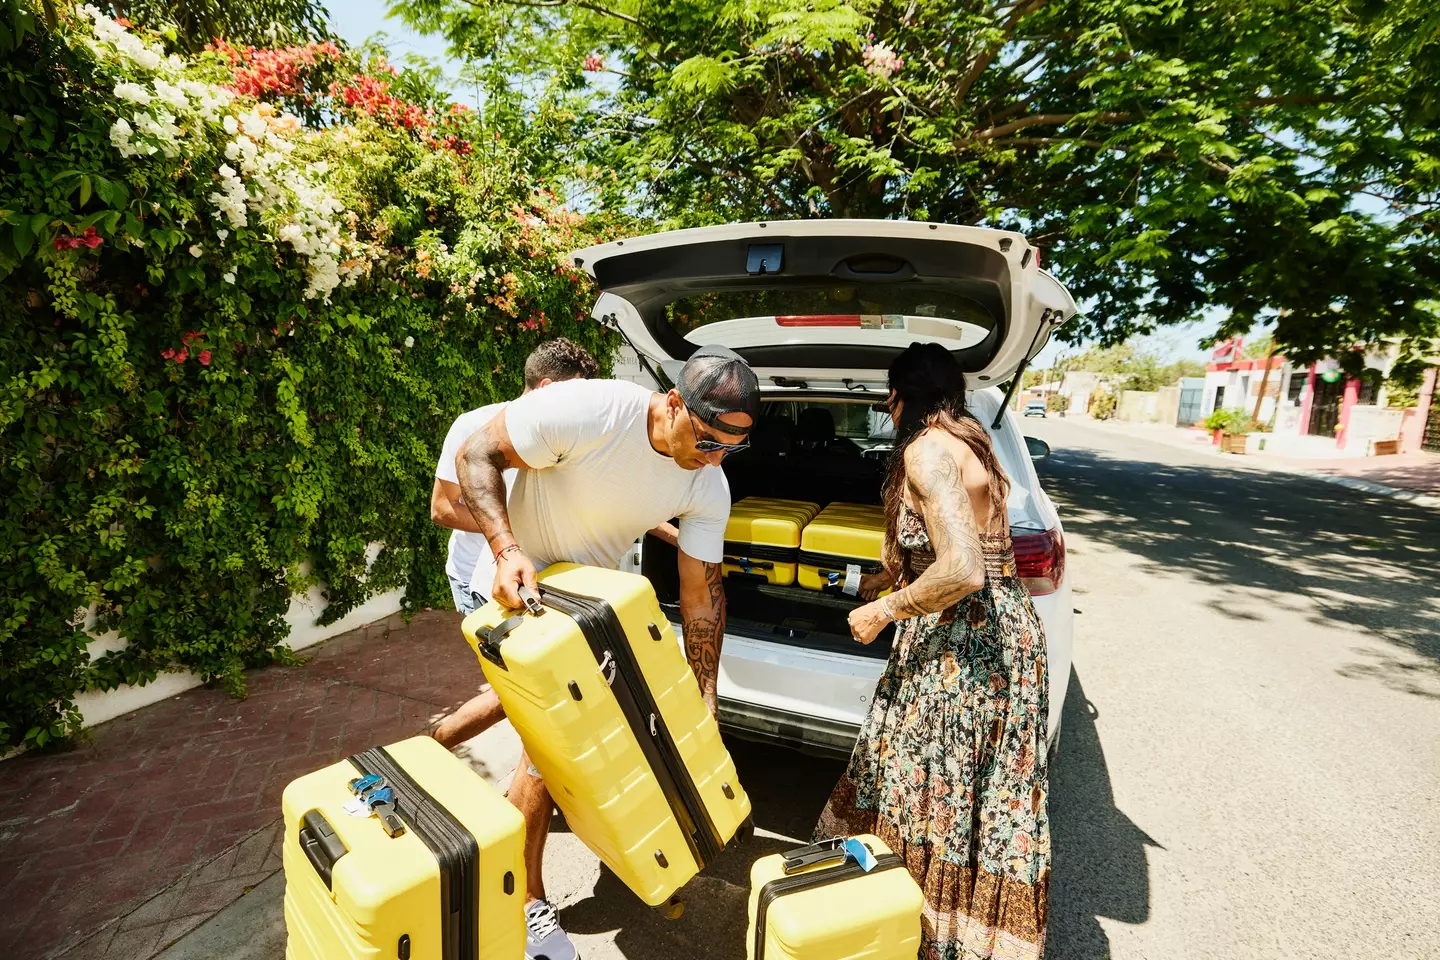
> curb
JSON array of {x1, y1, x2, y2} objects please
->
[{"x1": 1273, "y1": 467, "x2": 1440, "y2": 510}]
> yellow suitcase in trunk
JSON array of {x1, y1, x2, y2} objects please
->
[
  {"x1": 723, "y1": 497, "x2": 822, "y2": 586},
  {"x1": 746, "y1": 835, "x2": 923, "y2": 960},
  {"x1": 281, "y1": 736, "x2": 526, "y2": 960},
  {"x1": 797, "y1": 503, "x2": 890, "y2": 595},
  {"x1": 460, "y1": 563, "x2": 753, "y2": 914}
]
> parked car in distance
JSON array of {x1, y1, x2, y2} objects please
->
[
  {"x1": 1023, "y1": 400, "x2": 1048, "y2": 417},
  {"x1": 572, "y1": 219, "x2": 1077, "y2": 758}
]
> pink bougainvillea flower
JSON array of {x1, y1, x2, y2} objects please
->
[
  {"x1": 161, "y1": 348, "x2": 176, "y2": 360},
  {"x1": 199, "y1": 350, "x2": 212, "y2": 366},
  {"x1": 78, "y1": 226, "x2": 103, "y2": 249},
  {"x1": 582, "y1": 54, "x2": 604, "y2": 72},
  {"x1": 175, "y1": 347, "x2": 189, "y2": 363}
]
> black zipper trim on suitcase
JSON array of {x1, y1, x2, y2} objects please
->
[
  {"x1": 797, "y1": 550, "x2": 884, "y2": 574},
  {"x1": 536, "y1": 583, "x2": 725, "y2": 869},
  {"x1": 348, "y1": 747, "x2": 478, "y2": 960},
  {"x1": 752, "y1": 853, "x2": 906, "y2": 960},
  {"x1": 722, "y1": 541, "x2": 799, "y2": 563}
]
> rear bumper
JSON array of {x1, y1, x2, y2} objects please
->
[{"x1": 718, "y1": 697, "x2": 860, "y2": 759}]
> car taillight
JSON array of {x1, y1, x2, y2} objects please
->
[{"x1": 1012, "y1": 527, "x2": 1064, "y2": 596}]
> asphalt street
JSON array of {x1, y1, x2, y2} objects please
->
[{"x1": 165, "y1": 418, "x2": 1440, "y2": 960}]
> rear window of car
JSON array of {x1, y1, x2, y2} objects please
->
[{"x1": 663, "y1": 282, "x2": 997, "y2": 342}]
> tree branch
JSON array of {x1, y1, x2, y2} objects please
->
[
  {"x1": 470, "y1": 0, "x2": 659, "y2": 42},
  {"x1": 954, "y1": 0, "x2": 1052, "y2": 106},
  {"x1": 973, "y1": 111, "x2": 1132, "y2": 141}
]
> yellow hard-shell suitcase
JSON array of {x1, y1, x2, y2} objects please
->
[
  {"x1": 746, "y1": 835, "x2": 923, "y2": 960},
  {"x1": 723, "y1": 497, "x2": 822, "y2": 586},
  {"x1": 797, "y1": 503, "x2": 891, "y2": 595},
  {"x1": 281, "y1": 736, "x2": 527, "y2": 960},
  {"x1": 460, "y1": 563, "x2": 753, "y2": 914}
]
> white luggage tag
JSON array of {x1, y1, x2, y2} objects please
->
[{"x1": 842, "y1": 564, "x2": 862, "y2": 596}]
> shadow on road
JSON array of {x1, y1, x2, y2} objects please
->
[
  {"x1": 558, "y1": 736, "x2": 845, "y2": 959},
  {"x1": 1035, "y1": 441, "x2": 1440, "y2": 700},
  {"x1": 1048, "y1": 667, "x2": 1160, "y2": 959}
]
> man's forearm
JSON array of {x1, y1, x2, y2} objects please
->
[
  {"x1": 455, "y1": 434, "x2": 515, "y2": 548},
  {"x1": 679, "y1": 560, "x2": 725, "y2": 708}
]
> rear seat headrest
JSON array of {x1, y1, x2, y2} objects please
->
[
  {"x1": 749, "y1": 414, "x2": 795, "y2": 456},
  {"x1": 795, "y1": 408, "x2": 836, "y2": 445}
]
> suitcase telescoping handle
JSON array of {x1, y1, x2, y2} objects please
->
[
  {"x1": 299, "y1": 809, "x2": 349, "y2": 890},
  {"x1": 780, "y1": 837, "x2": 849, "y2": 874}
]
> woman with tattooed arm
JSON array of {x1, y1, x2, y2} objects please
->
[{"x1": 816, "y1": 342, "x2": 1051, "y2": 960}]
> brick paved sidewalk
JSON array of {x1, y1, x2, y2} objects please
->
[{"x1": 0, "y1": 609, "x2": 480, "y2": 960}]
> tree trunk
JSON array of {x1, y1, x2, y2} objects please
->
[{"x1": 1252, "y1": 345, "x2": 1277, "y2": 425}]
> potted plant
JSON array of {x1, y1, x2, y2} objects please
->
[{"x1": 1203, "y1": 409, "x2": 1237, "y2": 444}]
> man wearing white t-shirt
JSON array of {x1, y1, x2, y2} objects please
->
[{"x1": 456, "y1": 345, "x2": 758, "y2": 960}]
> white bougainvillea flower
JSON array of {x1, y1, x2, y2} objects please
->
[
  {"x1": 114, "y1": 81, "x2": 151, "y2": 104},
  {"x1": 189, "y1": 244, "x2": 203, "y2": 257},
  {"x1": 216, "y1": 229, "x2": 229, "y2": 241},
  {"x1": 404, "y1": 336, "x2": 415, "y2": 348},
  {"x1": 222, "y1": 114, "x2": 238, "y2": 135},
  {"x1": 223, "y1": 271, "x2": 236, "y2": 284}
]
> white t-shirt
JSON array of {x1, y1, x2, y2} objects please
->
[
  {"x1": 435, "y1": 402, "x2": 516, "y2": 584},
  {"x1": 474, "y1": 379, "x2": 729, "y2": 585}
]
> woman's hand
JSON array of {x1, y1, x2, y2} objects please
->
[
  {"x1": 848, "y1": 600, "x2": 891, "y2": 645},
  {"x1": 858, "y1": 571, "x2": 895, "y2": 602}
]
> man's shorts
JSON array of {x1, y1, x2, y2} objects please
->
[{"x1": 449, "y1": 575, "x2": 484, "y2": 616}]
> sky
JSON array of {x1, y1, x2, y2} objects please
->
[
  {"x1": 325, "y1": 0, "x2": 464, "y2": 81},
  {"x1": 326, "y1": 1, "x2": 1248, "y2": 368}
]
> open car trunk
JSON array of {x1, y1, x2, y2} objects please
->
[{"x1": 642, "y1": 400, "x2": 897, "y2": 659}]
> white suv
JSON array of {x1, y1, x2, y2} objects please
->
[{"x1": 571, "y1": 220, "x2": 1076, "y2": 756}]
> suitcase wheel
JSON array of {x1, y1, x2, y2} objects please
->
[
  {"x1": 657, "y1": 895, "x2": 685, "y2": 920},
  {"x1": 734, "y1": 817, "x2": 754, "y2": 845}
]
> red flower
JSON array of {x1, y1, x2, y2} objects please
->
[
  {"x1": 175, "y1": 347, "x2": 189, "y2": 363},
  {"x1": 161, "y1": 348, "x2": 176, "y2": 360},
  {"x1": 199, "y1": 350, "x2": 212, "y2": 366},
  {"x1": 78, "y1": 227, "x2": 103, "y2": 249},
  {"x1": 181, "y1": 331, "x2": 204, "y2": 345}
]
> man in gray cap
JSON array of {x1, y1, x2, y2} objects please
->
[{"x1": 454, "y1": 344, "x2": 758, "y2": 960}]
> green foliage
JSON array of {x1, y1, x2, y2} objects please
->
[
  {"x1": 0, "y1": 7, "x2": 619, "y2": 751},
  {"x1": 1057, "y1": 342, "x2": 1204, "y2": 391},
  {"x1": 1045, "y1": 392, "x2": 1067, "y2": 414},
  {"x1": 109, "y1": 0, "x2": 335, "y2": 52},
  {"x1": 1089, "y1": 392, "x2": 1116, "y2": 420},
  {"x1": 1202, "y1": 407, "x2": 1255, "y2": 433},
  {"x1": 397, "y1": 0, "x2": 1440, "y2": 360}
]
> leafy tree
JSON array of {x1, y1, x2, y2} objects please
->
[
  {"x1": 394, "y1": 0, "x2": 1440, "y2": 361},
  {"x1": 106, "y1": 0, "x2": 335, "y2": 52}
]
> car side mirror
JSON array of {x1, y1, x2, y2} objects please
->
[{"x1": 1025, "y1": 436, "x2": 1051, "y2": 461}]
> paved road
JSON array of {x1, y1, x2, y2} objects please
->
[{"x1": 167, "y1": 418, "x2": 1440, "y2": 960}]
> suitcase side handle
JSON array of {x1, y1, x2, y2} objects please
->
[{"x1": 299, "y1": 809, "x2": 349, "y2": 890}]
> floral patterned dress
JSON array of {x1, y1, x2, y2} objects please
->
[{"x1": 815, "y1": 503, "x2": 1051, "y2": 960}]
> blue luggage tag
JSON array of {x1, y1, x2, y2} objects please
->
[
  {"x1": 360, "y1": 785, "x2": 395, "y2": 809},
  {"x1": 842, "y1": 837, "x2": 878, "y2": 872},
  {"x1": 349, "y1": 773, "x2": 384, "y2": 795}
]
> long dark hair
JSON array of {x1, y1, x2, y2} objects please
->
[{"x1": 881, "y1": 342, "x2": 1010, "y2": 576}]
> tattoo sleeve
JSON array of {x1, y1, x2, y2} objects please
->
[
  {"x1": 680, "y1": 559, "x2": 725, "y2": 705},
  {"x1": 455, "y1": 419, "x2": 516, "y2": 549},
  {"x1": 887, "y1": 436, "x2": 987, "y2": 620}
]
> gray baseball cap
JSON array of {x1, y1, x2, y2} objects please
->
[{"x1": 675, "y1": 344, "x2": 760, "y2": 435}]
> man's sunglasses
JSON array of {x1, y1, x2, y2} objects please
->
[{"x1": 688, "y1": 410, "x2": 750, "y2": 454}]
